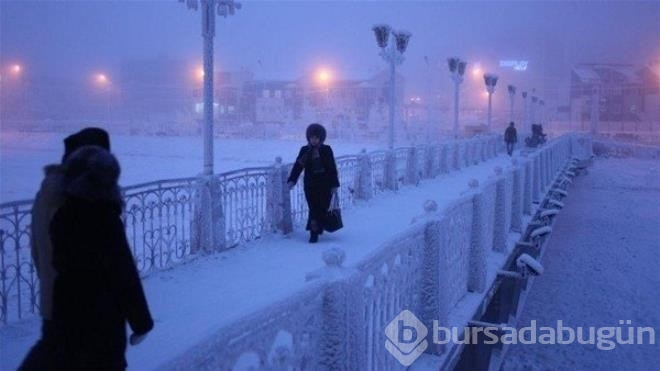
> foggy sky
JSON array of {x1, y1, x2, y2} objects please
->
[{"x1": 1, "y1": 0, "x2": 659, "y2": 99}]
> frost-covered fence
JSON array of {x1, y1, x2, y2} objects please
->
[
  {"x1": 0, "y1": 134, "x2": 501, "y2": 325},
  {"x1": 122, "y1": 177, "x2": 198, "y2": 272},
  {"x1": 163, "y1": 134, "x2": 589, "y2": 370}
]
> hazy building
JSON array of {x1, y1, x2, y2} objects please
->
[{"x1": 570, "y1": 63, "x2": 656, "y2": 122}]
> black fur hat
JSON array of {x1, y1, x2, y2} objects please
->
[
  {"x1": 63, "y1": 127, "x2": 111, "y2": 162},
  {"x1": 305, "y1": 123, "x2": 326, "y2": 143}
]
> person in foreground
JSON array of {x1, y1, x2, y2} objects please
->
[
  {"x1": 287, "y1": 123, "x2": 340, "y2": 243},
  {"x1": 48, "y1": 145, "x2": 152, "y2": 370},
  {"x1": 20, "y1": 127, "x2": 113, "y2": 370}
]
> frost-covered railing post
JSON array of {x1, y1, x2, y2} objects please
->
[
  {"x1": 191, "y1": 174, "x2": 226, "y2": 253},
  {"x1": 440, "y1": 144, "x2": 449, "y2": 174},
  {"x1": 510, "y1": 159, "x2": 524, "y2": 233},
  {"x1": 356, "y1": 149, "x2": 374, "y2": 200},
  {"x1": 420, "y1": 211, "x2": 448, "y2": 355},
  {"x1": 492, "y1": 167, "x2": 508, "y2": 253},
  {"x1": 467, "y1": 179, "x2": 487, "y2": 293},
  {"x1": 384, "y1": 150, "x2": 398, "y2": 190},
  {"x1": 480, "y1": 137, "x2": 488, "y2": 162},
  {"x1": 532, "y1": 154, "x2": 541, "y2": 203},
  {"x1": 462, "y1": 141, "x2": 471, "y2": 168},
  {"x1": 306, "y1": 247, "x2": 361, "y2": 370},
  {"x1": 405, "y1": 147, "x2": 418, "y2": 185},
  {"x1": 522, "y1": 153, "x2": 533, "y2": 215},
  {"x1": 452, "y1": 142, "x2": 461, "y2": 170},
  {"x1": 266, "y1": 157, "x2": 293, "y2": 234},
  {"x1": 424, "y1": 145, "x2": 436, "y2": 179},
  {"x1": 473, "y1": 139, "x2": 481, "y2": 165}
]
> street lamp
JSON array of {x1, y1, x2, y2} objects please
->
[
  {"x1": 530, "y1": 95, "x2": 538, "y2": 125},
  {"x1": 372, "y1": 24, "x2": 411, "y2": 150},
  {"x1": 92, "y1": 72, "x2": 112, "y2": 121},
  {"x1": 507, "y1": 84, "x2": 516, "y2": 123},
  {"x1": 521, "y1": 91, "x2": 528, "y2": 129},
  {"x1": 483, "y1": 73, "x2": 498, "y2": 131},
  {"x1": 447, "y1": 57, "x2": 467, "y2": 139},
  {"x1": 10, "y1": 64, "x2": 22, "y2": 76},
  {"x1": 180, "y1": 0, "x2": 241, "y2": 176}
]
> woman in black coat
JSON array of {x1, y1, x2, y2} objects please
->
[
  {"x1": 287, "y1": 123, "x2": 340, "y2": 243},
  {"x1": 49, "y1": 145, "x2": 153, "y2": 370}
]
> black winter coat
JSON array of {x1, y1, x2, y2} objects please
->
[
  {"x1": 505, "y1": 126, "x2": 518, "y2": 143},
  {"x1": 49, "y1": 146, "x2": 153, "y2": 370},
  {"x1": 288, "y1": 144, "x2": 340, "y2": 189},
  {"x1": 50, "y1": 198, "x2": 153, "y2": 369}
]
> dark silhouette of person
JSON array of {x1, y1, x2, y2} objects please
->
[
  {"x1": 504, "y1": 121, "x2": 518, "y2": 156},
  {"x1": 21, "y1": 139, "x2": 153, "y2": 370},
  {"x1": 20, "y1": 127, "x2": 114, "y2": 370},
  {"x1": 287, "y1": 123, "x2": 340, "y2": 243}
]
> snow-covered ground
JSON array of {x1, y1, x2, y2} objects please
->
[
  {"x1": 502, "y1": 157, "x2": 660, "y2": 370},
  {"x1": 1, "y1": 145, "x2": 516, "y2": 370},
  {"x1": 0, "y1": 131, "x2": 381, "y2": 202}
]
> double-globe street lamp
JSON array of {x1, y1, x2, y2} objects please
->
[
  {"x1": 372, "y1": 24, "x2": 411, "y2": 150},
  {"x1": 483, "y1": 73, "x2": 498, "y2": 131},
  {"x1": 181, "y1": 0, "x2": 241, "y2": 176},
  {"x1": 447, "y1": 57, "x2": 467, "y2": 139}
]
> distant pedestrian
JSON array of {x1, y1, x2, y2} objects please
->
[
  {"x1": 38, "y1": 144, "x2": 152, "y2": 370},
  {"x1": 287, "y1": 123, "x2": 340, "y2": 243},
  {"x1": 19, "y1": 127, "x2": 112, "y2": 370},
  {"x1": 504, "y1": 121, "x2": 518, "y2": 156}
]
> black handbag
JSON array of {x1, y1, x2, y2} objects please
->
[{"x1": 323, "y1": 193, "x2": 343, "y2": 232}]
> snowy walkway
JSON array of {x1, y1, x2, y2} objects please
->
[
  {"x1": 2, "y1": 151, "x2": 516, "y2": 370},
  {"x1": 502, "y1": 157, "x2": 660, "y2": 370}
]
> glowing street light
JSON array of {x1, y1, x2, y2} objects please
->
[
  {"x1": 95, "y1": 73, "x2": 109, "y2": 86},
  {"x1": 372, "y1": 23, "x2": 411, "y2": 149},
  {"x1": 448, "y1": 57, "x2": 467, "y2": 139},
  {"x1": 195, "y1": 66, "x2": 205, "y2": 82},
  {"x1": 180, "y1": 0, "x2": 241, "y2": 176},
  {"x1": 471, "y1": 65, "x2": 482, "y2": 79},
  {"x1": 316, "y1": 68, "x2": 331, "y2": 85},
  {"x1": 10, "y1": 64, "x2": 22, "y2": 75},
  {"x1": 483, "y1": 73, "x2": 498, "y2": 131}
]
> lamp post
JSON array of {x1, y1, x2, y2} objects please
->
[
  {"x1": 530, "y1": 95, "x2": 538, "y2": 126},
  {"x1": 522, "y1": 91, "x2": 528, "y2": 126},
  {"x1": 507, "y1": 84, "x2": 516, "y2": 123},
  {"x1": 483, "y1": 73, "x2": 498, "y2": 131},
  {"x1": 181, "y1": 0, "x2": 241, "y2": 175},
  {"x1": 372, "y1": 24, "x2": 411, "y2": 150},
  {"x1": 448, "y1": 57, "x2": 467, "y2": 139}
]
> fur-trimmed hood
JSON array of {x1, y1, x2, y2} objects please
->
[
  {"x1": 305, "y1": 123, "x2": 327, "y2": 143},
  {"x1": 62, "y1": 145, "x2": 122, "y2": 205}
]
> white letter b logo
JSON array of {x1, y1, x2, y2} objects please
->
[{"x1": 384, "y1": 310, "x2": 428, "y2": 366}]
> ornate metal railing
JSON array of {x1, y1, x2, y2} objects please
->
[
  {"x1": 121, "y1": 177, "x2": 198, "y2": 273},
  {"x1": 216, "y1": 167, "x2": 270, "y2": 248},
  {"x1": 0, "y1": 199, "x2": 36, "y2": 324},
  {"x1": 369, "y1": 150, "x2": 387, "y2": 194}
]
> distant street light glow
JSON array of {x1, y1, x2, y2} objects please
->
[
  {"x1": 316, "y1": 68, "x2": 332, "y2": 85},
  {"x1": 95, "y1": 73, "x2": 109, "y2": 86},
  {"x1": 9, "y1": 64, "x2": 22, "y2": 75},
  {"x1": 196, "y1": 66, "x2": 204, "y2": 81}
]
